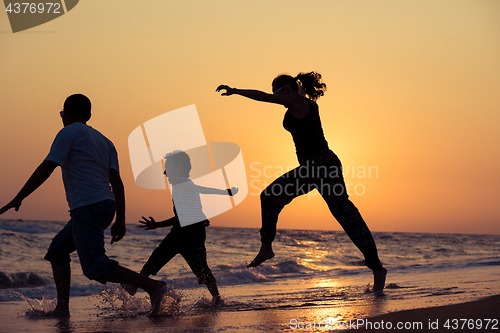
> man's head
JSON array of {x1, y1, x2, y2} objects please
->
[{"x1": 62, "y1": 94, "x2": 91, "y2": 123}]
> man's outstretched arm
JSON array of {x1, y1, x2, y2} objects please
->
[{"x1": 0, "y1": 160, "x2": 59, "y2": 214}]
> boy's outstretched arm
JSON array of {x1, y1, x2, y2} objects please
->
[
  {"x1": 109, "y1": 169, "x2": 126, "y2": 244},
  {"x1": 0, "y1": 160, "x2": 58, "y2": 215},
  {"x1": 139, "y1": 216, "x2": 177, "y2": 229},
  {"x1": 181, "y1": 182, "x2": 239, "y2": 196}
]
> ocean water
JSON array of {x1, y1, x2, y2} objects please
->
[{"x1": 1, "y1": 218, "x2": 499, "y2": 330}]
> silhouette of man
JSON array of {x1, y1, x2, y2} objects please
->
[{"x1": 0, "y1": 94, "x2": 167, "y2": 316}]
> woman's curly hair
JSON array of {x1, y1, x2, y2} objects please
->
[{"x1": 272, "y1": 71, "x2": 327, "y2": 101}]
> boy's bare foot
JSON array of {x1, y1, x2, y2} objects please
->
[
  {"x1": 121, "y1": 283, "x2": 138, "y2": 296},
  {"x1": 247, "y1": 243, "x2": 274, "y2": 267},
  {"x1": 149, "y1": 281, "x2": 168, "y2": 316},
  {"x1": 211, "y1": 294, "x2": 224, "y2": 306},
  {"x1": 373, "y1": 267, "x2": 387, "y2": 294}
]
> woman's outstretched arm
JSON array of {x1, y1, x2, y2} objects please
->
[{"x1": 216, "y1": 85, "x2": 306, "y2": 110}]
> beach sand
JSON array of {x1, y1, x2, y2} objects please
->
[
  {"x1": 355, "y1": 294, "x2": 500, "y2": 332},
  {"x1": 1, "y1": 293, "x2": 498, "y2": 332}
]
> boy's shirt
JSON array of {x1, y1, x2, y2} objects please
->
[
  {"x1": 171, "y1": 178, "x2": 209, "y2": 227},
  {"x1": 171, "y1": 205, "x2": 210, "y2": 230},
  {"x1": 45, "y1": 122, "x2": 118, "y2": 210}
]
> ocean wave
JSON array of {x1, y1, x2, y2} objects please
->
[
  {"x1": 0, "y1": 272, "x2": 48, "y2": 289},
  {"x1": 464, "y1": 257, "x2": 500, "y2": 267},
  {"x1": 273, "y1": 260, "x2": 310, "y2": 273},
  {"x1": 168, "y1": 261, "x2": 310, "y2": 289},
  {"x1": 0, "y1": 220, "x2": 64, "y2": 234},
  {"x1": 0, "y1": 283, "x2": 107, "y2": 302}
]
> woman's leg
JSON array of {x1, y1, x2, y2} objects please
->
[
  {"x1": 324, "y1": 196, "x2": 382, "y2": 270},
  {"x1": 318, "y1": 158, "x2": 386, "y2": 291},
  {"x1": 249, "y1": 165, "x2": 315, "y2": 267}
]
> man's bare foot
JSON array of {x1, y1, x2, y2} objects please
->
[
  {"x1": 373, "y1": 267, "x2": 387, "y2": 294},
  {"x1": 149, "y1": 281, "x2": 168, "y2": 316},
  {"x1": 121, "y1": 283, "x2": 138, "y2": 296},
  {"x1": 247, "y1": 243, "x2": 274, "y2": 267},
  {"x1": 43, "y1": 308, "x2": 70, "y2": 317}
]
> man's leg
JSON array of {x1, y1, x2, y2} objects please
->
[
  {"x1": 44, "y1": 219, "x2": 76, "y2": 313},
  {"x1": 51, "y1": 263, "x2": 71, "y2": 312},
  {"x1": 109, "y1": 265, "x2": 168, "y2": 315},
  {"x1": 109, "y1": 264, "x2": 164, "y2": 293},
  {"x1": 71, "y1": 201, "x2": 169, "y2": 314}
]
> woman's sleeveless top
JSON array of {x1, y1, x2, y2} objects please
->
[{"x1": 283, "y1": 97, "x2": 329, "y2": 162}]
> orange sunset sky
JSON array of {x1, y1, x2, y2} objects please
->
[{"x1": 1, "y1": 1, "x2": 499, "y2": 235}]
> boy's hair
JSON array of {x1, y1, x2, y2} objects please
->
[
  {"x1": 64, "y1": 94, "x2": 91, "y2": 119},
  {"x1": 164, "y1": 150, "x2": 191, "y2": 177}
]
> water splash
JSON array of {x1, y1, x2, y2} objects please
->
[
  {"x1": 96, "y1": 283, "x2": 181, "y2": 317},
  {"x1": 11, "y1": 290, "x2": 57, "y2": 316},
  {"x1": 192, "y1": 296, "x2": 226, "y2": 309}
]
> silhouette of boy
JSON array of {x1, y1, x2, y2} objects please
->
[
  {"x1": 0, "y1": 94, "x2": 167, "y2": 316},
  {"x1": 122, "y1": 150, "x2": 237, "y2": 306}
]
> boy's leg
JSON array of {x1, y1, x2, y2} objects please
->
[
  {"x1": 122, "y1": 231, "x2": 179, "y2": 296},
  {"x1": 181, "y1": 227, "x2": 221, "y2": 304},
  {"x1": 185, "y1": 254, "x2": 221, "y2": 303},
  {"x1": 186, "y1": 259, "x2": 218, "y2": 297},
  {"x1": 141, "y1": 231, "x2": 179, "y2": 276}
]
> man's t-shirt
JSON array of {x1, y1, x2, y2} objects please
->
[{"x1": 45, "y1": 122, "x2": 119, "y2": 210}]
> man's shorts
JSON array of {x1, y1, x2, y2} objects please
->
[{"x1": 44, "y1": 199, "x2": 119, "y2": 284}]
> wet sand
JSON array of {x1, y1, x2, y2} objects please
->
[
  {"x1": 1, "y1": 294, "x2": 498, "y2": 332},
  {"x1": 355, "y1": 294, "x2": 500, "y2": 332}
]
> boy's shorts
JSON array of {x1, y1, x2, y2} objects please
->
[
  {"x1": 142, "y1": 221, "x2": 216, "y2": 285},
  {"x1": 44, "y1": 199, "x2": 119, "y2": 284}
]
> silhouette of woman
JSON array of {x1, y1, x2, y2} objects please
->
[{"x1": 217, "y1": 72, "x2": 387, "y2": 292}]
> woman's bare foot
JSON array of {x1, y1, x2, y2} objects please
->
[
  {"x1": 247, "y1": 243, "x2": 275, "y2": 267},
  {"x1": 373, "y1": 267, "x2": 387, "y2": 294}
]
